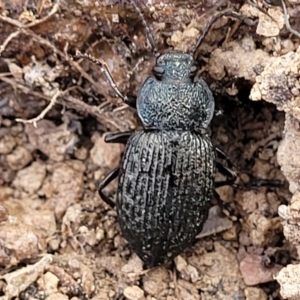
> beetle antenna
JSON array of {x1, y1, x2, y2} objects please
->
[
  {"x1": 129, "y1": 0, "x2": 159, "y2": 56},
  {"x1": 190, "y1": 11, "x2": 253, "y2": 55}
]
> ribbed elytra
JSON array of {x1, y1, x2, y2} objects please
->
[{"x1": 117, "y1": 131, "x2": 215, "y2": 266}]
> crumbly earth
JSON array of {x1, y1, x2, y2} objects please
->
[{"x1": 0, "y1": 0, "x2": 299, "y2": 299}]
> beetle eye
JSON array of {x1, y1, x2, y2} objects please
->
[
  {"x1": 190, "y1": 65, "x2": 197, "y2": 77},
  {"x1": 153, "y1": 66, "x2": 164, "y2": 78}
]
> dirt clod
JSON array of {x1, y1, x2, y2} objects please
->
[
  {"x1": 276, "y1": 264, "x2": 300, "y2": 299},
  {"x1": 13, "y1": 161, "x2": 46, "y2": 194},
  {"x1": 239, "y1": 254, "x2": 283, "y2": 286},
  {"x1": 245, "y1": 287, "x2": 268, "y2": 300},
  {"x1": 123, "y1": 285, "x2": 145, "y2": 300}
]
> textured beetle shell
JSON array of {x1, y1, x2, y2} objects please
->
[
  {"x1": 116, "y1": 130, "x2": 216, "y2": 266},
  {"x1": 136, "y1": 52, "x2": 215, "y2": 132},
  {"x1": 137, "y1": 78, "x2": 214, "y2": 132}
]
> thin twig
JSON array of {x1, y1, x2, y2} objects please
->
[
  {"x1": 64, "y1": 95, "x2": 124, "y2": 130},
  {"x1": 0, "y1": 1, "x2": 59, "y2": 28},
  {"x1": 0, "y1": 31, "x2": 21, "y2": 55},
  {"x1": 14, "y1": 85, "x2": 82, "y2": 127},
  {"x1": 15, "y1": 89, "x2": 62, "y2": 127},
  {"x1": 0, "y1": 1, "x2": 60, "y2": 55},
  {"x1": 280, "y1": 0, "x2": 300, "y2": 38},
  {"x1": 0, "y1": 73, "x2": 124, "y2": 130},
  {"x1": 25, "y1": 1, "x2": 60, "y2": 28},
  {"x1": 0, "y1": 10, "x2": 108, "y2": 99},
  {"x1": 0, "y1": 75, "x2": 51, "y2": 100}
]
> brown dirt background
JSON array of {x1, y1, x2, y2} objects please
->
[{"x1": 0, "y1": 0, "x2": 300, "y2": 299}]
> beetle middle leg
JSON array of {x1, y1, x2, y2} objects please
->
[
  {"x1": 213, "y1": 149, "x2": 237, "y2": 217},
  {"x1": 215, "y1": 146, "x2": 233, "y2": 167},
  {"x1": 98, "y1": 130, "x2": 134, "y2": 208},
  {"x1": 214, "y1": 146, "x2": 237, "y2": 188},
  {"x1": 98, "y1": 167, "x2": 120, "y2": 208},
  {"x1": 212, "y1": 147, "x2": 237, "y2": 214},
  {"x1": 215, "y1": 162, "x2": 237, "y2": 188}
]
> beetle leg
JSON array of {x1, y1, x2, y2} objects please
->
[
  {"x1": 214, "y1": 146, "x2": 237, "y2": 187},
  {"x1": 233, "y1": 178, "x2": 284, "y2": 190},
  {"x1": 215, "y1": 162, "x2": 237, "y2": 188},
  {"x1": 215, "y1": 147, "x2": 284, "y2": 189},
  {"x1": 212, "y1": 190, "x2": 234, "y2": 213},
  {"x1": 215, "y1": 146, "x2": 234, "y2": 167},
  {"x1": 105, "y1": 131, "x2": 134, "y2": 144},
  {"x1": 215, "y1": 146, "x2": 227, "y2": 159},
  {"x1": 98, "y1": 167, "x2": 120, "y2": 208},
  {"x1": 99, "y1": 131, "x2": 134, "y2": 207}
]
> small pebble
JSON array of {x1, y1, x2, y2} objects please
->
[{"x1": 123, "y1": 285, "x2": 145, "y2": 300}]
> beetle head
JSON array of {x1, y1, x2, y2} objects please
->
[{"x1": 153, "y1": 52, "x2": 196, "y2": 82}]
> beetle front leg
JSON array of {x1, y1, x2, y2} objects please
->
[
  {"x1": 98, "y1": 167, "x2": 120, "y2": 208},
  {"x1": 105, "y1": 130, "x2": 134, "y2": 144}
]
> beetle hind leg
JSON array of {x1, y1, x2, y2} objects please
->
[{"x1": 214, "y1": 146, "x2": 284, "y2": 190}]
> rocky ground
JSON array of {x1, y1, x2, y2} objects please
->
[{"x1": 0, "y1": 0, "x2": 300, "y2": 299}]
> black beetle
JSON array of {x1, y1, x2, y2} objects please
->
[{"x1": 76, "y1": 1, "x2": 243, "y2": 266}]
